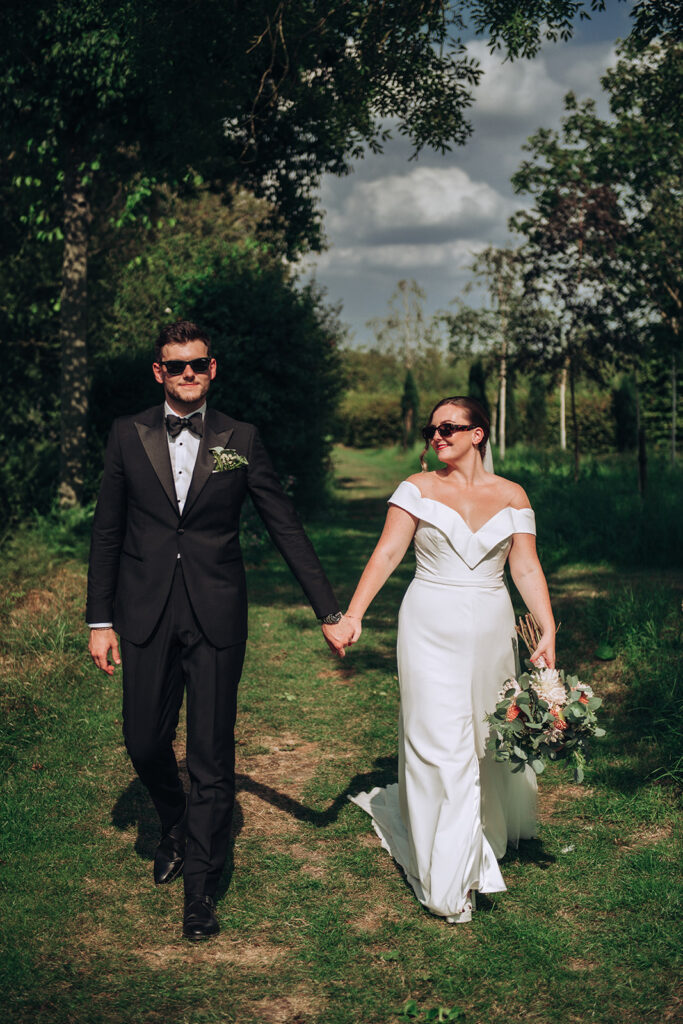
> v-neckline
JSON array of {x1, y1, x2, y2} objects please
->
[{"x1": 405, "y1": 481, "x2": 531, "y2": 536}]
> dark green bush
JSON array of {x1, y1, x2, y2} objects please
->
[
  {"x1": 89, "y1": 241, "x2": 343, "y2": 511},
  {"x1": 335, "y1": 392, "x2": 403, "y2": 447},
  {"x1": 612, "y1": 374, "x2": 638, "y2": 451}
]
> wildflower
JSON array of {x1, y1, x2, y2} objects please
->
[
  {"x1": 550, "y1": 707, "x2": 567, "y2": 730},
  {"x1": 506, "y1": 703, "x2": 521, "y2": 722}
]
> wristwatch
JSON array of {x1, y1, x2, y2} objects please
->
[{"x1": 319, "y1": 611, "x2": 343, "y2": 625}]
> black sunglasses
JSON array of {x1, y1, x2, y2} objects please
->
[
  {"x1": 422, "y1": 422, "x2": 477, "y2": 441},
  {"x1": 159, "y1": 357, "x2": 211, "y2": 376}
]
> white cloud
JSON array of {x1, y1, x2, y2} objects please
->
[
  {"x1": 305, "y1": 30, "x2": 623, "y2": 342},
  {"x1": 466, "y1": 41, "x2": 565, "y2": 122},
  {"x1": 324, "y1": 166, "x2": 519, "y2": 246},
  {"x1": 313, "y1": 237, "x2": 491, "y2": 275}
]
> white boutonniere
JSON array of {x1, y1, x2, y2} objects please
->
[{"x1": 210, "y1": 446, "x2": 249, "y2": 472}]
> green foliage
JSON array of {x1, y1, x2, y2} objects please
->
[
  {"x1": 32, "y1": 502, "x2": 95, "y2": 560},
  {"x1": 524, "y1": 373, "x2": 549, "y2": 444},
  {"x1": 335, "y1": 392, "x2": 404, "y2": 448},
  {"x1": 401, "y1": 370, "x2": 420, "y2": 446},
  {"x1": 588, "y1": 588, "x2": 682, "y2": 784},
  {"x1": 639, "y1": 346, "x2": 683, "y2": 450},
  {"x1": 467, "y1": 359, "x2": 490, "y2": 417},
  {"x1": 612, "y1": 374, "x2": 638, "y2": 451},
  {"x1": 502, "y1": 371, "x2": 521, "y2": 446},
  {"x1": 178, "y1": 248, "x2": 344, "y2": 508},
  {"x1": 499, "y1": 446, "x2": 683, "y2": 570},
  {"x1": 526, "y1": 386, "x2": 615, "y2": 453},
  {"x1": 94, "y1": 232, "x2": 344, "y2": 509}
]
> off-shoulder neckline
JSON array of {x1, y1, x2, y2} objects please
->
[{"x1": 396, "y1": 479, "x2": 533, "y2": 537}]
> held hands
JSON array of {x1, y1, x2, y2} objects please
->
[
  {"x1": 89, "y1": 628, "x2": 121, "y2": 676},
  {"x1": 321, "y1": 614, "x2": 362, "y2": 658}
]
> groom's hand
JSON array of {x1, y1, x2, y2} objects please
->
[
  {"x1": 89, "y1": 627, "x2": 122, "y2": 676},
  {"x1": 322, "y1": 615, "x2": 356, "y2": 658}
]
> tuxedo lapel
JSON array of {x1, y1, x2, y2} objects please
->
[
  {"x1": 134, "y1": 408, "x2": 179, "y2": 515},
  {"x1": 182, "y1": 411, "x2": 234, "y2": 519}
]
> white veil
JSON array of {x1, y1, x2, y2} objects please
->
[{"x1": 482, "y1": 445, "x2": 495, "y2": 474}]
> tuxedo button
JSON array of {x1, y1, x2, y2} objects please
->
[{"x1": 177, "y1": 528, "x2": 185, "y2": 535}]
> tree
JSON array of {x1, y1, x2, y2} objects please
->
[
  {"x1": 443, "y1": 247, "x2": 554, "y2": 457},
  {"x1": 467, "y1": 359, "x2": 490, "y2": 419},
  {"x1": 465, "y1": 246, "x2": 526, "y2": 459},
  {"x1": 1, "y1": 0, "x2": 623, "y2": 505},
  {"x1": 401, "y1": 370, "x2": 420, "y2": 448},
  {"x1": 600, "y1": 39, "x2": 683, "y2": 466},
  {"x1": 90, "y1": 195, "x2": 345, "y2": 510},
  {"x1": 510, "y1": 94, "x2": 628, "y2": 478},
  {"x1": 368, "y1": 280, "x2": 443, "y2": 372}
]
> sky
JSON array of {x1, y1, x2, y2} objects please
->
[{"x1": 302, "y1": 2, "x2": 635, "y2": 345}]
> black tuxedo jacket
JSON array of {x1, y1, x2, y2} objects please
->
[{"x1": 86, "y1": 405, "x2": 338, "y2": 647}]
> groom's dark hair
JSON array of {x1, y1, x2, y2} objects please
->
[
  {"x1": 154, "y1": 320, "x2": 212, "y2": 362},
  {"x1": 420, "y1": 396, "x2": 491, "y2": 471}
]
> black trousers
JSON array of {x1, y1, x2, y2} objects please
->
[{"x1": 120, "y1": 562, "x2": 246, "y2": 898}]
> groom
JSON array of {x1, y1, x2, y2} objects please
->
[{"x1": 87, "y1": 320, "x2": 352, "y2": 940}]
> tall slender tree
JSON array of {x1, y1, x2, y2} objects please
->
[
  {"x1": 600, "y1": 39, "x2": 683, "y2": 466},
  {"x1": 510, "y1": 95, "x2": 628, "y2": 478}
]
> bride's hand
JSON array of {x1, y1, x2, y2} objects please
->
[
  {"x1": 345, "y1": 613, "x2": 362, "y2": 644},
  {"x1": 530, "y1": 635, "x2": 555, "y2": 670}
]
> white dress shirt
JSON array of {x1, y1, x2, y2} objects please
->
[{"x1": 165, "y1": 400, "x2": 205, "y2": 515}]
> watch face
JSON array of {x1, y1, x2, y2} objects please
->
[{"x1": 323, "y1": 612, "x2": 343, "y2": 624}]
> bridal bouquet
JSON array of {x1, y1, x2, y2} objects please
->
[{"x1": 485, "y1": 615, "x2": 605, "y2": 782}]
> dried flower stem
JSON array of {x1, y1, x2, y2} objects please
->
[{"x1": 516, "y1": 613, "x2": 559, "y2": 656}]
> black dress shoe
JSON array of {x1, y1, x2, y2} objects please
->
[
  {"x1": 183, "y1": 894, "x2": 220, "y2": 941},
  {"x1": 153, "y1": 821, "x2": 186, "y2": 885}
]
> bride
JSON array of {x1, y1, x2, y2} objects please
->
[{"x1": 345, "y1": 396, "x2": 556, "y2": 923}]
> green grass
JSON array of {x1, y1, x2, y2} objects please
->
[{"x1": 0, "y1": 444, "x2": 681, "y2": 1024}]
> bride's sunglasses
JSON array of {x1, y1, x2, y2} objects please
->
[
  {"x1": 422, "y1": 422, "x2": 477, "y2": 441},
  {"x1": 159, "y1": 357, "x2": 211, "y2": 376}
]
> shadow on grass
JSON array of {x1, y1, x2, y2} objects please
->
[
  {"x1": 109, "y1": 756, "x2": 399, "y2": 900},
  {"x1": 235, "y1": 753, "x2": 397, "y2": 828},
  {"x1": 501, "y1": 837, "x2": 557, "y2": 870},
  {"x1": 111, "y1": 778, "x2": 160, "y2": 860}
]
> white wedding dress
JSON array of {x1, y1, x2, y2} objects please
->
[{"x1": 350, "y1": 480, "x2": 538, "y2": 922}]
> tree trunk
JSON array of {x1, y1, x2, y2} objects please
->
[
  {"x1": 58, "y1": 149, "x2": 91, "y2": 508},
  {"x1": 635, "y1": 370, "x2": 647, "y2": 496},
  {"x1": 672, "y1": 350, "x2": 677, "y2": 467},
  {"x1": 402, "y1": 408, "x2": 413, "y2": 450},
  {"x1": 569, "y1": 356, "x2": 579, "y2": 481},
  {"x1": 559, "y1": 363, "x2": 567, "y2": 450},
  {"x1": 499, "y1": 339, "x2": 507, "y2": 461},
  {"x1": 490, "y1": 388, "x2": 498, "y2": 446}
]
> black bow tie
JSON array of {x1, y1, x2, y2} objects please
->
[{"x1": 166, "y1": 412, "x2": 203, "y2": 439}]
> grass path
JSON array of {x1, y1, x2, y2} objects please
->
[{"x1": 0, "y1": 446, "x2": 681, "y2": 1024}]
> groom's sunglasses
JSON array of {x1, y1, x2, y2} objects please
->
[
  {"x1": 422, "y1": 422, "x2": 477, "y2": 441},
  {"x1": 159, "y1": 357, "x2": 211, "y2": 376}
]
